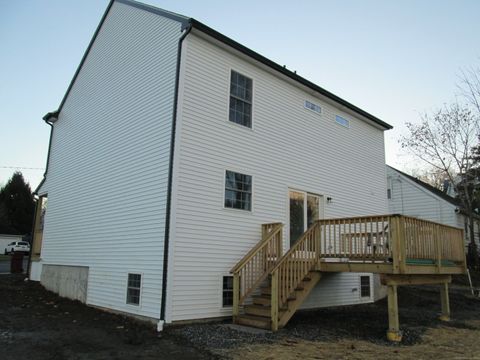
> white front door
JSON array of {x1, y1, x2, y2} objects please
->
[{"x1": 288, "y1": 190, "x2": 323, "y2": 247}]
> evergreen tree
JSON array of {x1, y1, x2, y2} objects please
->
[{"x1": 0, "y1": 172, "x2": 35, "y2": 235}]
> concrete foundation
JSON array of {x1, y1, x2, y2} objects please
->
[
  {"x1": 373, "y1": 274, "x2": 388, "y2": 301},
  {"x1": 29, "y1": 260, "x2": 43, "y2": 281},
  {"x1": 41, "y1": 264, "x2": 89, "y2": 303}
]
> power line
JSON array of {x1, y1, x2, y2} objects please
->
[{"x1": 0, "y1": 166, "x2": 45, "y2": 171}]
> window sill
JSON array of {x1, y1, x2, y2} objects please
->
[{"x1": 226, "y1": 119, "x2": 254, "y2": 132}]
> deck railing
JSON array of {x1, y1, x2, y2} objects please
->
[
  {"x1": 267, "y1": 214, "x2": 465, "y2": 329},
  {"x1": 230, "y1": 222, "x2": 283, "y2": 321},
  {"x1": 318, "y1": 215, "x2": 392, "y2": 261},
  {"x1": 269, "y1": 222, "x2": 320, "y2": 330},
  {"x1": 316, "y1": 215, "x2": 466, "y2": 270}
]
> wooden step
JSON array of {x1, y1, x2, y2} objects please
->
[
  {"x1": 236, "y1": 314, "x2": 271, "y2": 329},
  {"x1": 245, "y1": 304, "x2": 287, "y2": 317},
  {"x1": 245, "y1": 304, "x2": 271, "y2": 317},
  {"x1": 262, "y1": 282, "x2": 306, "y2": 296},
  {"x1": 261, "y1": 286, "x2": 271, "y2": 295},
  {"x1": 252, "y1": 295, "x2": 271, "y2": 305}
]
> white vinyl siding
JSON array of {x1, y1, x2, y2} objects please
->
[
  {"x1": 301, "y1": 273, "x2": 373, "y2": 309},
  {"x1": 168, "y1": 32, "x2": 389, "y2": 322},
  {"x1": 386, "y1": 166, "x2": 479, "y2": 248},
  {"x1": 39, "y1": 2, "x2": 184, "y2": 319}
]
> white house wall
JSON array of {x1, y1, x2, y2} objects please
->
[
  {"x1": 386, "y1": 166, "x2": 479, "y2": 248},
  {"x1": 168, "y1": 32, "x2": 389, "y2": 322},
  {"x1": 39, "y1": 2, "x2": 184, "y2": 319},
  {"x1": 387, "y1": 167, "x2": 457, "y2": 224}
]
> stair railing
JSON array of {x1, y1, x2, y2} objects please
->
[
  {"x1": 269, "y1": 222, "x2": 320, "y2": 330},
  {"x1": 230, "y1": 222, "x2": 283, "y2": 322}
]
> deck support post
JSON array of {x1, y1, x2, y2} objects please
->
[
  {"x1": 386, "y1": 284, "x2": 402, "y2": 342},
  {"x1": 271, "y1": 270, "x2": 279, "y2": 331},
  {"x1": 232, "y1": 273, "x2": 240, "y2": 323},
  {"x1": 439, "y1": 282, "x2": 450, "y2": 321}
]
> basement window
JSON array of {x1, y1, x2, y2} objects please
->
[
  {"x1": 335, "y1": 115, "x2": 350, "y2": 128},
  {"x1": 222, "y1": 276, "x2": 234, "y2": 307},
  {"x1": 229, "y1": 70, "x2": 253, "y2": 128},
  {"x1": 360, "y1": 276, "x2": 371, "y2": 298},
  {"x1": 126, "y1": 273, "x2": 142, "y2": 305}
]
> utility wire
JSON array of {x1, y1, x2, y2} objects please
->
[{"x1": 0, "y1": 166, "x2": 45, "y2": 171}]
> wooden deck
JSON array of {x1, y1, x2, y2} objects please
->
[{"x1": 231, "y1": 215, "x2": 466, "y2": 341}]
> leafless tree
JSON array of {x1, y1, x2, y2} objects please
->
[
  {"x1": 410, "y1": 166, "x2": 450, "y2": 191},
  {"x1": 400, "y1": 102, "x2": 480, "y2": 266},
  {"x1": 458, "y1": 64, "x2": 480, "y2": 116}
]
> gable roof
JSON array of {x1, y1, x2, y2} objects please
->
[
  {"x1": 387, "y1": 165, "x2": 460, "y2": 206},
  {"x1": 45, "y1": 0, "x2": 393, "y2": 131}
]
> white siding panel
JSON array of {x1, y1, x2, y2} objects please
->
[
  {"x1": 386, "y1": 166, "x2": 479, "y2": 248},
  {"x1": 301, "y1": 273, "x2": 373, "y2": 309},
  {"x1": 169, "y1": 34, "x2": 388, "y2": 321},
  {"x1": 387, "y1": 167, "x2": 457, "y2": 224},
  {"x1": 41, "y1": 2, "x2": 183, "y2": 319}
]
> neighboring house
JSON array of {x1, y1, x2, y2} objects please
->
[
  {"x1": 0, "y1": 234, "x2": 23, "y2": 254},
  {"x1": 30, "y1": 0, "x2": 393, "y2": 328},
  {"x1": 386, "y1": 165, "x2": 480, "y2": 248}
]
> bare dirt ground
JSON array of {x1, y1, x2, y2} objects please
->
[
  {"x1": 171, "y1": 274, "x2": 480, "y2": 359},
  {"x1": 0, "y1": 274, "x2": 214, "y2": 360},
  {"x1": 1, "y1": 273, "x2": 480, "y2": 360}
]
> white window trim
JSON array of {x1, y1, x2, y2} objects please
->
[
  {"x1": 335, "y1": 114, "x2": 350, "y2": 128},
  {"x1": 304, "y1": 100, "x2": 322, "y2": 115},
  {"x1": 222, "y1": 168, "x2": 254, "y2": 213},
  {"x1": 286, "y1": 188, "x2": 325, "y2": 248},
  {"x1": 359, "y1": 275, "x2": 372, "y2": 299},
  {"x1": 220, "y1": 274, "x2": 234, "y2": 309},
  {"x1": 226, "y1": 68, "x2": 255, "y2": 131},
  {"x1": 125, "y1": 272, "x2": 143, "y2": 308}
]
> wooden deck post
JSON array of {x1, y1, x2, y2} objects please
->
[
  {"x1": 271, "y1": 270, "x2": 279, "y2": 331},
  {"x1": 387, "y1": 285, "x2": 402, "y2": 342},
  {"x1": 397, "y1": 217, "x2": 406, "y2": 274},
  {"x1": 439, "y1": 282, "x2": 450, "y2": 321},
  {"x1": 232, "y1": 273, "x2": 240, "y2": 323}
]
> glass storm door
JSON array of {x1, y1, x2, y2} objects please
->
[{"x1": 289, "y1": 190, "x2": 321, "y2": 246}]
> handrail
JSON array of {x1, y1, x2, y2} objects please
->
[
  {"x1": 230, "y1": 222, "x2": 282, "y2": 273},
  {"x1": 231, "y1": 222, "x2": 283, "y2": 322},
  {"x1": 270, "y1": 222, "x2": 319, "y2": 330},
  {"x1": 270, "y1": 223, "x2": 319, "y2": 273},
  {"x1": 268, "y1": 214, "x2": 466, "y2": 330}
]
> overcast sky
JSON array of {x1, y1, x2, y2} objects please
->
[{"x1": 1, "y1": 0, "x2": 479, "y2": 189}]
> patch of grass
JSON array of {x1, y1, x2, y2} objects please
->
[{"x1": 0, "y1": 254, "x2": 11, "y2": 261}]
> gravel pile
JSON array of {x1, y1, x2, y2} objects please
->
[{"x1": 170, "y1": 323, "x2": 280, "y2": 349}]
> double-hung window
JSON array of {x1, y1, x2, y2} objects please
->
[
  {"x1": 224, "y1": 170, "x2": 252, "y2": 211},
  {"x1": 222, "y1": 276, "x2": 234, "y2": 307},
  {"x1": 229, "y1": 70, "x2": 252, "y2": 128},
  {"x1": 126, "y1": 273, "x2": 142, "y2": 305},
  {"x1": 360, "y1": 276, "x2": 371, "y2": 298}
]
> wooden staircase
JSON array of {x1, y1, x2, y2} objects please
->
[
  {"x1": 231, "y1": 221, "x2": 322, "y2": 331},
  {"x1": 231, "y1": 215, "x2": 467, "y2": 334},
  {"x1": 237, "y1": 271, "x2": 321, "y2": 329}
]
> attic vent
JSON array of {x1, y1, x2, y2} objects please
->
[{"x1": 304, "y1": 100, "x2": 321, "y2": 114}]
